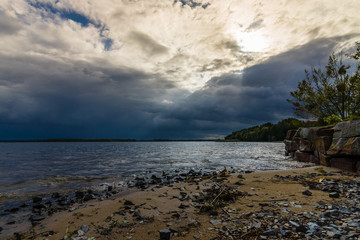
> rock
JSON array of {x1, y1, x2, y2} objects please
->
[
  {"x1": 302, "y1": 190, "x2": 312, "y2": 196},
  {"x1": 193, "y1": 235, "x2": 200, "y2": 239},
  {"x1": 77, "y1": 229, "x2": 85, "y2": 237},
  {"x1": 210, "y1": 219, "x2": 221, "y2": 226},
  {"x1": 318, "y1": 152, "x2": 331, "y2": 166},
  {"x1": 84, "y1": 194, "x2": 96, "y2": 201},
  {"x1": 262, "y1": 230, "x2": 276, "y2": 236},
  {"x1": 329, "y1": 158, "x2": 356, "y2": 172},
  {"x1": 329, "y1": 192, "x2": 340, "y2": 198},
  {"x1": 30, "y1": 215, "x2": 45, "y2": 221},
  {"x1": 51, "y1": 192, "x2": 61, "y2": 198},
  {"x1": 289, "y1": 221, "x2": 300, "y2": 228},
  {"x1": 295, "y1": 151, "x2": 318, "y2": 163},
  {"x1": 32, "y1": 196, "x2": 42, "y2": 204},
  {"x1": 33, "y1": 203, "x2": 46, "y2": 210},
  {"x1": 178, "y1": 203, "x2": 189, "y2": 209},
  {"x1": 124, "y1": 200, "x2": 135, "y2": 206},
  {"x1": 300, "y1": 128, "x2": 312, "y2": 139},
  {"x1": 81, "y1": 224, "x2": 89, "y2": 233},
  {"x1": 75, "y1": 191, "x2": 85, "y2": 199},
  {"x1": 286, "y1": 129, "x2": 298, "y2": 140},
  {"x1": 159, "y1": 229, "x2": 171, "y2": 240},
  {"x1": 299, "y1": 139, "x2": 313, "y2": 152},
  {"x1": 296, "y1": 225, "x2": 307, "y2": 233},
  {"x1": 328, "y1": 138, "x2": 360, "y2": 157},
  {"x1": 333, "y1": 120, "x2": 360, "y2": 138}
]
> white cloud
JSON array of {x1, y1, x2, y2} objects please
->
[{"x1": 1, "y1": 0, "x2": 360, "y2": 93}]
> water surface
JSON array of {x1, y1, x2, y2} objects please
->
[{"x1": 0, "y1": 141, "x2": 308, "y2": 199}]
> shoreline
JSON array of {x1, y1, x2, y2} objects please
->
[{"x1": 2, "y1": 166, "x2": 360, "y2": 240}]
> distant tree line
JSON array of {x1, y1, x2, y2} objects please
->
[{"x1": 224, "y1": 118, "x2": 319, "y2": 142}]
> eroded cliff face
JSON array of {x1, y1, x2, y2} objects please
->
[{"x1": 285, "y1": 120, "x2": 360, "y2": 173}]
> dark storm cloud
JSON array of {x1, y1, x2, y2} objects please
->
[
  {"x1": 129, "y1": 31, "x2": 169, "y2": 56},
  {"x1": 0, "y1": 53, "x2": 183, "y2": 139},
  {"x1": 0, "y1": 35, "x2": 356, "y2": 140},
  {"x1": 149, "y1": 37, "x2": 348, "y2": 139}
]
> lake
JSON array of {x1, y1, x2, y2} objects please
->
[{"x1": 0, "y1": 141, "x2": 308, "y2": 200}]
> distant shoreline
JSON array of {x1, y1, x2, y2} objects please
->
[{"x1": 0, "y1": 139, "x2": 220, "y2": 143}]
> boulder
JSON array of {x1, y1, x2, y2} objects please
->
[
  {"x1": 299, "y1": 139, "x2": 314, "y2": 152},
  {"x1": 317, "y1": 152, "x2": 331, "y2": 166},
  {"x1": 356, "y1": 161, "x2": 360, "y2": 174},
  {"x1": 327, "y1": 138, "x2": 348, "y2": 156},
  {"x1": 313, "y1": 136, "x2": 333, "y2": 154},
  {"x1": 328, "y1": 137, "x2": 360, "y2": 156},
  {"x1": 286, "y1": 129, "x2": 298, "y2": 140},
  {"x1": 299, "y1": 128, "x2": 312, "y2": 139},
  {"x1": 284, "y1": 139, "x2": 299, "y2": 153},
  {"x1": 333, "y1": 120, "x2": 360, "y2": 138},
  {"x1": 341, "y1": 137, "x2": 360, "y2": 156},
  {"x1": 295, "y1": 151, "x2": 318, "y2": 163},
  {"x1": 329, "y1": 158, "x2": 356, "y2": 172}
]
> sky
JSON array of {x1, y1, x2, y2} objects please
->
[{"x1": 0, "y1": 0, "x2": 359, "y2": 140}]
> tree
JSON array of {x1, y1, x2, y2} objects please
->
[{"x1": 287, "y1": 42, "x2": 360, "y2": 120}]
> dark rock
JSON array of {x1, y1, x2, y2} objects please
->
[
  {"x1": 159, "y1": 229, "x2": 171, "y2": 240},
  {"x1": 296, "y1": 225, "x2": 307, "y2": 233},
  {"x1": 329, "y1": 192, "x2": 340, "y2": 198},
  {"x1": 7, "y1": 221, "x2": 15, "y2": 225},
  {"x1": 33, "y1": 204, "x2": 46, "y2": 210},
  {"x1": 262, "y1": 230, "x2": 276, "y2": 236},
  {"x1": 10, "y1": 207, "x2": 19, "y2": 213},
  {"x1": 51, "y1": 192, "x2": 60, "y2": 198},
  {"x1": 84, "y1": 194, "x2": 96, "y2": 201},
  {"x1": 178, "y1": 203, "x2": 189, "y2": 209},
  {"x1": 302, "y1": 190, "x2": 312, "y2": 196},
  {"x1": 75, "y1": 191, "x2": 85, "y2": 199},
  {"x1": 124, "y1": 200, "x2": 135, "y2": 206},
  {"x1": 32, "y1": 196, "x2": 42, "y2": 204},
  {"x1": 30, "y1": 215, "x2": 45, "y2": 221}
]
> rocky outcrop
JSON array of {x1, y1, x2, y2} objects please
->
[{"x1": 285, "y1": 120, "x2": 360, "y2": 173}]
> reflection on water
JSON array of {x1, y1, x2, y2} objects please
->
[{"x1": 0, "y1": 141, "x2": 308, "y2": 198}]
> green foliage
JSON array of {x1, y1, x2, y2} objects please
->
[
  {"x1": 323, "y1": 114, "x2": 342, "y2": 125},
  {"x1": 345, "y1": 114, "x2": 360, "y2": 121},
  {"x1": 287, "y1": 42, "x2": 360, "y2": 120},
  {"x1": 224, "y1": 118, "x2": 319, "y2": 141}
]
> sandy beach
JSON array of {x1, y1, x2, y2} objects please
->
[{"x1": 8, "y1": 166, "x2": 359, "y2": 240}]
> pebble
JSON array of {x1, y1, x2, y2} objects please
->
[
  {"x1": 81, "y1": 224, "x2": 89, "y2": 233},
  {"x1": 329, "y1": 192, "x2": 340, "y2": 198},
  {"x1": 159, "y1": 229, "x2": 171, "y2": 240},
  {"x1": 302, "y1": 190, "x2": 312, "y2": 196}
]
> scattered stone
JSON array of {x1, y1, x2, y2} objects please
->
[
  {"x1": 124, "y1": 200, "x2": 135, "y2": 206},
  {"x1": 329, "y1": 192, "x2": 340, "y2": 198},
  {"x1": 32, "y1": 196, "x2": 42, "y2": 204},
  {"x1": 159, "y1": 229, "x2": 171, "y2": 240},
  {"x1": 178, "y1": 203, "x2": 189, "y2": 209},
  {"x1": 81, "y1": 224, "x2": 89, "y2": 233},
  {"x1": 302, "y1": 190, "x2": 312, "y2": 196},
  {"x1": 30, "y1": 215, "x2": 45, "y2": 222},
  {"x1": 262, "y1": 229, "x2": 276, "y2": 236},
  {"x1": 210, "y1": 219, "x2": 221, "y2": 226}
]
